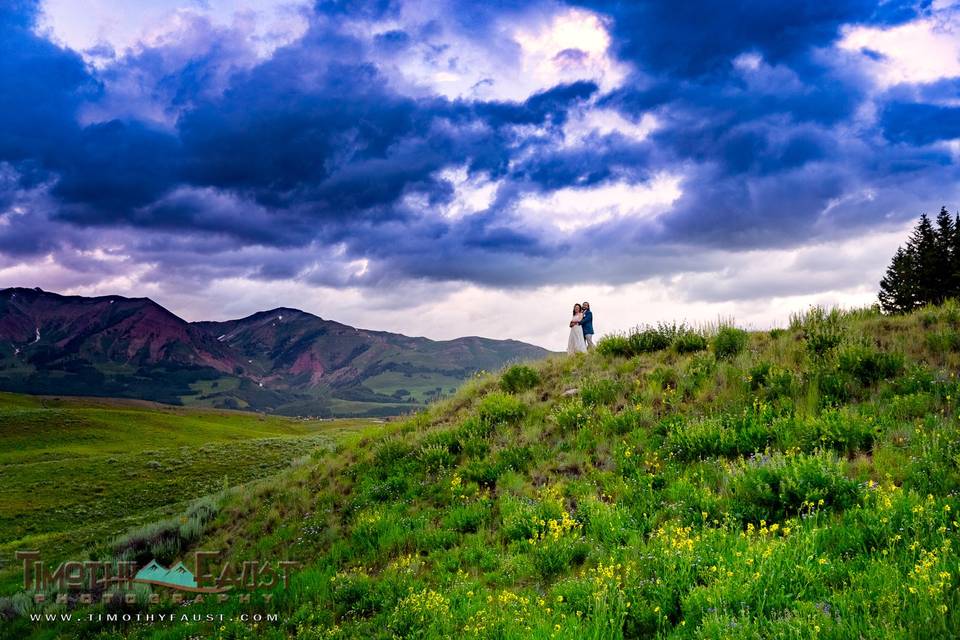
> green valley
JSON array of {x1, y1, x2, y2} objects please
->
[{"x1": 0, "y1": 394, "x2": 380, "y2": 598}]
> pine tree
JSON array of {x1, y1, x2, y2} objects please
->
[
  {"x1": 879, "y1": 209, "x2": 960, "y2": 313},
  {"x1": 933, "y1": 207, "x2": 954, "y2": 302},
  {"x1": 879, "y1": 246, "x2": 919, "y2": 313},
  {"x1": 910, "y1": 213, "x2": 938, "y2": 304},
  {"x1": 953, "y1": 213, "x2": 960, "y2": 298}
]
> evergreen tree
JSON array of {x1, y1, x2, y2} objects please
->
[
  {"x1": 933, "y1": 207, "x2": 954, "y2": 302},
  {"x1": 910, "y1": 213, "x2": 938, "y2": 304},
  {"x1": 879, "y1": 246, "x2": 919, "y2": 313},
  {"x1": 878, "y1": 209, "x2": 960, "y2": 313},
  {"x1": 953, "y1": 213, "x2": 960, "y2": 297}
]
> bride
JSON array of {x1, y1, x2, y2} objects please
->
[{"x1": 567, "y1": 303, "x2": 587, "y2": 355}]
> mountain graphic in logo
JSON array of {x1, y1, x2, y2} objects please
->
[{"x1": 133, "y1": 559, "x2": 227, "y2": 593}]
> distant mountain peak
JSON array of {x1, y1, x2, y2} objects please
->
[
  {"x1": 0, "y1": 288, "x2": 551, "y2": 416},
  {"x1": 243, "y1": 307, "x2": 321, "y2": 321}
]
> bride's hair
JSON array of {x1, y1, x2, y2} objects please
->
[{"x1": 573, "y1": 303, "x2": 582, "y2": 315}]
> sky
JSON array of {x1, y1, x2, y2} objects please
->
[{"x1": 2, "y1": 0, "x2": 960, "y2": 349}]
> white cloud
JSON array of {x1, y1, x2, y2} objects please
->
[
  {"x1": 513, "y1": 8, "x2": 628, "y2": 96},
  {"x1": 360, "y1": 5, "x2": 629, "y2": 102},
  {"x1": 838, "y1": 14, "x2": 960, "y2": 88},
  {"x1": 733, "y1": 52, "x2": 763, "y2": 72},
  {"x1": 943, "y1": 139, "x2": 960, "y2": 160},
  {"x1": 732, "y1": 51, "x2": 806, "y2": 94},
  {"x1": 562, "y1": 108, "x2": 659, "y2": 146},
  {"x1": 436, "y1": 166, "x2": 500, "y2": 219},
  {"x1": 515, "y1": 174, "x2": 683, "y2": 233},
  {"x1": 398, "y1": 165, "x2": 501, "y2": 221},
  {"x1": 38, "y1": 0, "x2": 309, "y2": 63},
  {"x1": 0, "y1": 253, "x2": 151, "y2": 295}
]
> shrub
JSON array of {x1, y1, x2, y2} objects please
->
[
  {"x1": 648, "y1": 366, "x2": 679, "y2": 390},
  {"x1": 530, "y1": 530, "x2": 590, "y2": 579},
  {"x1": 888, "y1": 392, "x2": 936, "y2": 420},
  {"x1": 919, "y1": 309, "x2": 939, "y2": 328},
  {"x1": 664, "y1": 476, "x2": 725, "y2": 526},
  {"x1": 596, "y1": 324, "x2": 679, "y2": 358},
  {"x1": 925, "y1": 329, "x2": 960, "y2": 355},
  {"x1": 461, "y1": 446, "x2": 532, "y2": 488},
  {"x1": 477, "y1": 392, "x2": 526, "y2": 426},
  {"x1": 496, "y1": 445, "x2": 534, "y2": 474},
  {"x1": 462, "y1": 458, "x2": 502, "y2": 488},
  {"x1": 891, "y1": 364, "x2": 938, "y2": 395},
  {"x1": 684, "y1": 353, "x2": 716, "y2": 389},
  {"x1": 628, "y1": 327, "x2": 673, "y2": 354},
  {"x1": 553, "y1": 397, "x2": 590, "y2": 432},
  {"x1": 665, "y1": 401, "x2": 782, "y2": 460},
  {"x1": 799, "y1": 307, "x2": 845, "y2": 359},
  {"x1": 769, "y1": 328, "x2": 786, "y2": 339},
  {"x1": 580, "y1": 377, "x2": 621, "y2": 406},
  {"x1": 349, "y1": 507, "x2": 404, "y2": 554},
  {"x1": 599, "y1": 405, "x2": 651, "y2": 435},
  {"x1": 461, "y1": 437, "x2": 490, "y2": 459},
  {"x1": 943, "y1": 299, "x2": 960, "y2": 327},
  {"x1": 388, "y1": 588, "x2": 452, "y2": 638},
  {"x1": 374, "y1": 438, "x2": 413, "y2": 468},
  {"x1": 457, "y1": 415, "x2": 495, "y2": 441},
  {"x1": 905, "y1": 423, "x2": 960, "y2": 495},
  {"x1": 525, "y1": 495, "x2": 589, "y2": 578},
  {"x1": 816, "y1": 368, "x2": 854, "y2": 407},
  {"x1": 728, "y1": 450, "x2": 861, "y2": 523},
  {"x1": 798, "y1": 409, "x2": 877, "y2": 455},
  {"x1": 577, "y1": 497, "x2": 634, "y2": 546},
  {"x1": 443, "y1": 501, "x2": 492, "y2": 533},
  {"x1": 673, "y1": 329, "x2": 708, "y2": 354},
  {"x1": 500, "y1": 494, "x2": 538, "y2": 542},
  {"x1": 330, "y1": 569, "x2": 381, "y2": 616},
  {"x1": 747, "y1": 362, "x2": 772, "y2": 391},
  {"x1": 500, "y1": 364, "x2": 540, "y2": 393},
  {"x1": 367, "y1": 474, "x2": 410, "y2": 503},
  {"x1": 748, "y1": 362, "x2": 795, "y2": 400},
  {"x1": 837, "y1": 343, "x2": 904, "y2": 386},
  {"x1": 713, "y1": 326, "x2": 748, "y2": 359},
  {"x1": 596, "y1": 334, "x2": 632, "y2": 357},
  {"x1": 113, "y1": 495, "x2": 221, "y2": 565},
  {"x1": 418, "y1": 443, "x2": 456, "y2": 472}
]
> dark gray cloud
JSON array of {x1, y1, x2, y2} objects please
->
[{"x1": 0, "y1": 0, "x2": 957, "y2": 301}]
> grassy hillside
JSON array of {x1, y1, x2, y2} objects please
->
[
  {"x1": 0, "y1": 394, "x2": 381, "y2": 597},
  {"x1": 8, "y1": 303, "x2": 960, "y2": 639}
]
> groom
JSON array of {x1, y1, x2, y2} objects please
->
[{"x1": 581, "y1": 301, "x2": 594, "y2": 350}]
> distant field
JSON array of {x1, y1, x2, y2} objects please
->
[
  {"x1": 0, "y1": 393, "x2": 380, "y2": 594},
  {"x1": 362, "y1": 369, "x2": 463, "y2": 403},
  {"x1": 325, "y1": 396, "x2": 422, "y2": 416}
]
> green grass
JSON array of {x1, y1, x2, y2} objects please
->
[
  {"x1": 0, "y1": 393, "x2": 325, "y2": 464},
  {"x1": 326, "y1": 397, "x2": 422, "y2": 417},
  {"x1": 10, "y1": 302, "x2": 960, "y2": 639},
  {"x1": 0, "y1": 394, "x2": 379, "y2": 597},
  {"x1": 363, "y1": 370, "x2": 464, "y2": 403}
]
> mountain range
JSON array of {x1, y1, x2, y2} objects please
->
[{"x1": 0, "y1": 288, "x2": 550, "y2": 416}]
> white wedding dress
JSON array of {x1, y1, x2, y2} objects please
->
[{"x1": 567, "y1": 313, "x2": 587, "y2": 355}]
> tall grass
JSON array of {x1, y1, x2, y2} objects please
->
[
  {"x1": 112, "y1": 494, "x2": 224, "y2": 565},
  {"x1": 16, "y1": 301, "x2": 960, "y2": 640}
]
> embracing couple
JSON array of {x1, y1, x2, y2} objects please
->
[{"x1": 567, "y1": 302, "x2": 594, "y2": 355}]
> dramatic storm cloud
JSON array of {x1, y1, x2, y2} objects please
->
[{"x1": 1, "y1": 0, "x2": 958, "y2": 347}]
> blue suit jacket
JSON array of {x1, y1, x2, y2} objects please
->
[{"x1": 580, "y1": 310, "x2": 594, "y2": 335}]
